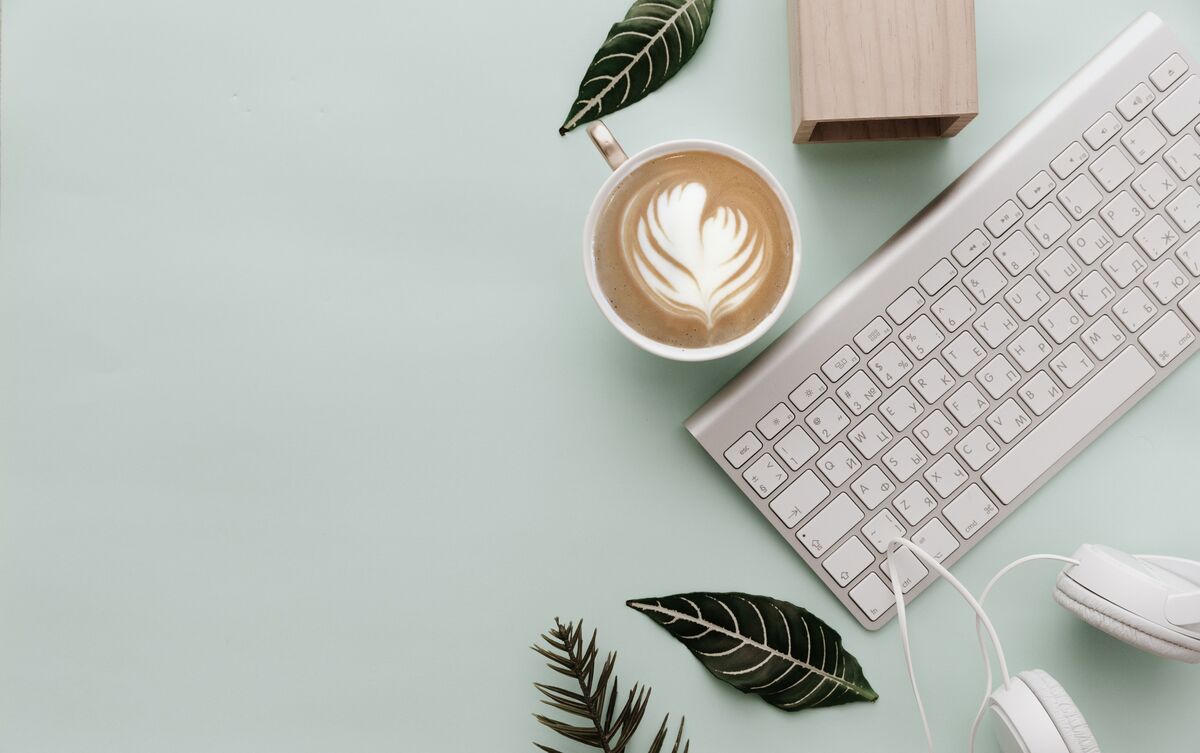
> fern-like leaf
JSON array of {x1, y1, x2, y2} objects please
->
[{"x1": 531, "y1": 618, "x2": 689, "y2": 753}]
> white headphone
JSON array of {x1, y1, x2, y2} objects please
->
[{"x1": 886, "y1": 541, "x2": 1200, "y2": 753}]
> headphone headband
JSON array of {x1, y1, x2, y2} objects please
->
[{"x1": 1063, "y1": 545, "x2": 1200, "y2": 636}]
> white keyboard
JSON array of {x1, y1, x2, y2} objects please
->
[{"x1": 685, "y1": 13, "x2": 1200, "y2": 630}]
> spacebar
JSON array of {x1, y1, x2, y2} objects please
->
[{"x1": 982, "y1": 347, "x2": 1155, "y2": 504}]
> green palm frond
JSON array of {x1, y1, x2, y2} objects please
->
[{"x1": 531, "y1": 619, "x2": 689, "y2": 753}]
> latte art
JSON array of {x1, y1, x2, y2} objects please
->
[
  {"x1": 594, "y1": 150, "x2": 794, "y2": 348},
  {"x1": 629, "y1": 182, "x2": 768, "y2": 328}
]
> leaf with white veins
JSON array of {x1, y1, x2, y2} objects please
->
[
  {"x1": 628, "y1": 592, "x2": 878, "y2": 711},
  {"x1": 560, "y1": 0, "x2": 716, "y2": 135}
]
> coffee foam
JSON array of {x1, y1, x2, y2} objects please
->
[{"x1": 628, "y1": 180, "x2": 768, "y2": 328}]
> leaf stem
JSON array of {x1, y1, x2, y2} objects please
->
[{"x1": 560, "y1": 621, "x2": 613, "y2": 753}]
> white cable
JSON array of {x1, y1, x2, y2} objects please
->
[
  {"x1": 965, "y1": 554, "x2": 1080, "y2": 753},
  {"x1": 886, "y1": 538, "x2": 1013, "y2": 753}
]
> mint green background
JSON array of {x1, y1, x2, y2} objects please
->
[{"x1": 3, "y1": 1, "x2": 1199, "y2": 751}]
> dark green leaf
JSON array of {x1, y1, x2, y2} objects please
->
[
  {"x1": 560, "y1": 0, "x2": 716, "y2": 135},
  {"x1": 628, "y1": 592, "x2": 878, "y2": 711},
  {"x1": 531, "y1": 618, "x2": 689, "y2": 752}
]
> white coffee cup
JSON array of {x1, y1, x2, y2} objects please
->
[{"x1": 581, "y1": 122, "x2": 802, "y2": 361}]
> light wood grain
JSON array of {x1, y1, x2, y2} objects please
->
[{"x1": 788, "y1": 0, "x2": 979, "y2": 143}]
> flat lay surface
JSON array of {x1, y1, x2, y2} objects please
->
[{"x1": 2, "y1": 1, "x2": 1199, "y2": 751}]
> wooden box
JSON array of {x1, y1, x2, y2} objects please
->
[{"x1": 787, "y1": 0, "x2": 979, "y2": 143}]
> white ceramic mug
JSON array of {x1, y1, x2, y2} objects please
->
[{"x1": 581, "y1": 122, "x2": 802, "y2": 361}]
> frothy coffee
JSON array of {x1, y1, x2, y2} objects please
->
[{"x1": 593, "y1": 150, "x2": 794, "y2": 348}]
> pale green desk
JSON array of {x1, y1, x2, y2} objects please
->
[{"x1": 2, "y1": 2, "x2": 1199, "y2": 751}]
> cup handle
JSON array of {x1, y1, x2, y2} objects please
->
[{"x1": 587, "y1": 121, "x2": 628, "y2": 171}]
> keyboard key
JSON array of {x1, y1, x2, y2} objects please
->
[
  {"x1": 914, "y1": 409, "x2": 958, "y2": 453},
  {"x1": 987, "y1": 399, "x2": 1032, "y2": 443},
  {"x1": 883, "y1": 438, "x2": 927, "y2": 483},
  {"x1": 1166, "y1": 186, "x2": 1200, "y2": 232},
  {"x1": 1165, "y1": 134, "x2": 1200, "y2": 179},
  {"x1": 838, "y1": 371, "x2": 882, "y2": 416},
  {"x1": 1121, "y1": 118, "x2": 1167, "y2": 163},
  {"x1": 1114, "y1": 288, "x2": 1158, "y2": 332},
  {"x1": 770, "y1": 470, "x2": 828, "y2": 527},
  {"x1": 977, "y1": 354, "x2": 1021, "y2": 399},
  {"x1": 848, "y1": 415, "x2": 893, "y2": 460},
  {"x1": 757, "y1": 403, "x2": 795, "y2": 439},
  {"x1": 913, "y1": 518, "x2": 960, "y2": 562},
  {"x1": 1178, "y1": 235, "x2": 1200, "y2": 276},
  {"x1": 823, "y1": 536, "x2": 875, "y2": 587},
  {"x1": 868, "y1": 343, "x2": 914, "y2": 388},
  {"x1": 899, "y1": 315, "x2": 945, "y2": 360},
  {"x1": 982, "y1": 348, "x2": 1155, "y2": 504},
  {"x1": 952, "y1": 229, "x2": 991, "y2": 266},
  {"x1": 1008, "y1": 326, "x2": 1052, "y2": 371},
  {"x1": 1018, "y1": 371, "x2": 1064, "y2": 416},
  {"x1": 854, "y1": 316, "x2": 893, "y2": 353},
  {"x1": 1131, "y1": 163, "x2": 1177, "y2": 208},
  {"x1": 1057, "y1": 174, "x2": 1102, "y2": 220},
  {"x1": 1101, "y1": 191, "x2": 1147, "y2": 235},
  {"x1": 789, "y1": 374, "x2": 827, "y2": 411},
  {"x1": 1069, "y1": 219, "x2": 1117, "y2": 264},
  {"x1": 775, "y1": 425, "x2": 819, "y2": 470},
  {"x1": 944, "y1": 484, "x2": 999, "y2": 537},
  {"x1": 995, "y1": 231, "x2": 1040, "y2": 275},
  {"x1": 881, "y1": 547, "x2": 929, "y2": 594},
  {"x1": 985, "y1": 201, "x2": 1024, "y2": 238},
  {"x1": 1102, "y1": 243, "x2": 1147, "y2": 287},
  {"x1": 744, "y1": 453, "x2": 787, "y2": 498},
  {"x1": 894, "y1": 482, "x2": 938, "y2": 526},
  {"x1": 822, "y1": 345, "x2": 861, "y2": 382},
  {"x1": 797, "y1": 492, "x2": 863, "y2": 556},
  {"x1": 887, "y1": 287, "x2": 925, "y2": 324},
  {"x1": 1005, "y1": 275, "x2": 1050, "y2": 320},
  {"x1": 945, "y1": 383, "x2": 989, "y2": 426},
  {"x1": 1035, "y1": 248, "x2": 1082, "y2": 293},
  {"x1": 1146, "y1": 259, "x2": 1189, "y2": 303},
  {"x1": 1085, "y1": 112, "x2": 1122, "y2": 149},
  {"x1": 862, "y1": 509, "x2": 905, "y2": 553},
  {"x1": 1117, "y1": 82, "x2": 1156, "y2": 120},
  {"x1": 1179, "y1": 286, "x2": 1200, "y2": 328},
  {"x1": 932, "y1": 288, "x2": 976, "y2": 331},
  {"x1": 1049, "y1": 344, "x2": 1095, "y2": 388},
  {"x1": 724, "y1": 431, "x2": 762, "y2": 468},
  {"x1": 879, "y1": 386, "x2": 923, "y2": 431},
  {"x1": 911, "y1": 359, "x2": 955, "y2": 403},
  {"x1": 1082, "y1": 315, "x2": 1127, "y2": 360},
  {"x1": 851, "y1": 465, "x2": 896, "y2": 509},
  {"x1": 1026, "y1": 203, "x2": 1071, "y2": 248},
  {"x1": 1038, "y1": 299, "x2": 1084, "y2": 343},
  {"x1": 1139, "y1": 311, "x2": 1195, "y2": 366},
  {"x1": 1134, "y1": 214, "x2": 1180, "y2": 259},
  {"x1": 1018, "y1": 171, "x2": 1057, "y2": 208},
  {"x1": 956, "y1": 426, "x2": 1000, "y2": 471},
  {"x1": 964, "y1": 259, "x2": 1007, "y2": 303},
  {"x1": 807, "y1": 398, "x2": 850, "y2": 442},
  {"x1": 974, "y1": 303, "x2": 1019, "y2": 348},
  {"x1": 1090, "y1": 146, "x2": 1134, "y2": 191},
  {"x1": 942, "y1": 331, "x2": 986, "y2": 376},
  {"x1": 920, "y1": 258, "x2": 957, "y2": 294},
  {"x1": 817, "y1": 443, "x2": 862, "y2": 487},
  {"x1": 1052, "y1": 141, "x2": 1089, "y2": 179},
  {"x1": 1151, "y1": 54, "x2": 1189, "y2": 91},
  {"x1": 849, "y1": 573, "x2": 895, "y2": 621},
  {"x1": 925, "y1": 454, "x2": 969, "y2": 498},
  {"x1": 1152, "y1": 75, "x2": 1200, "y2": 134}
]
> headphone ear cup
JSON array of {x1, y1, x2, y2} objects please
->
[
  {"x1": 1018, "y1": 670, "x2": 1100, "y2": 753},
  {"x1": 1055, "y1": 574, "x2": 1200, "y2": 664}
]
